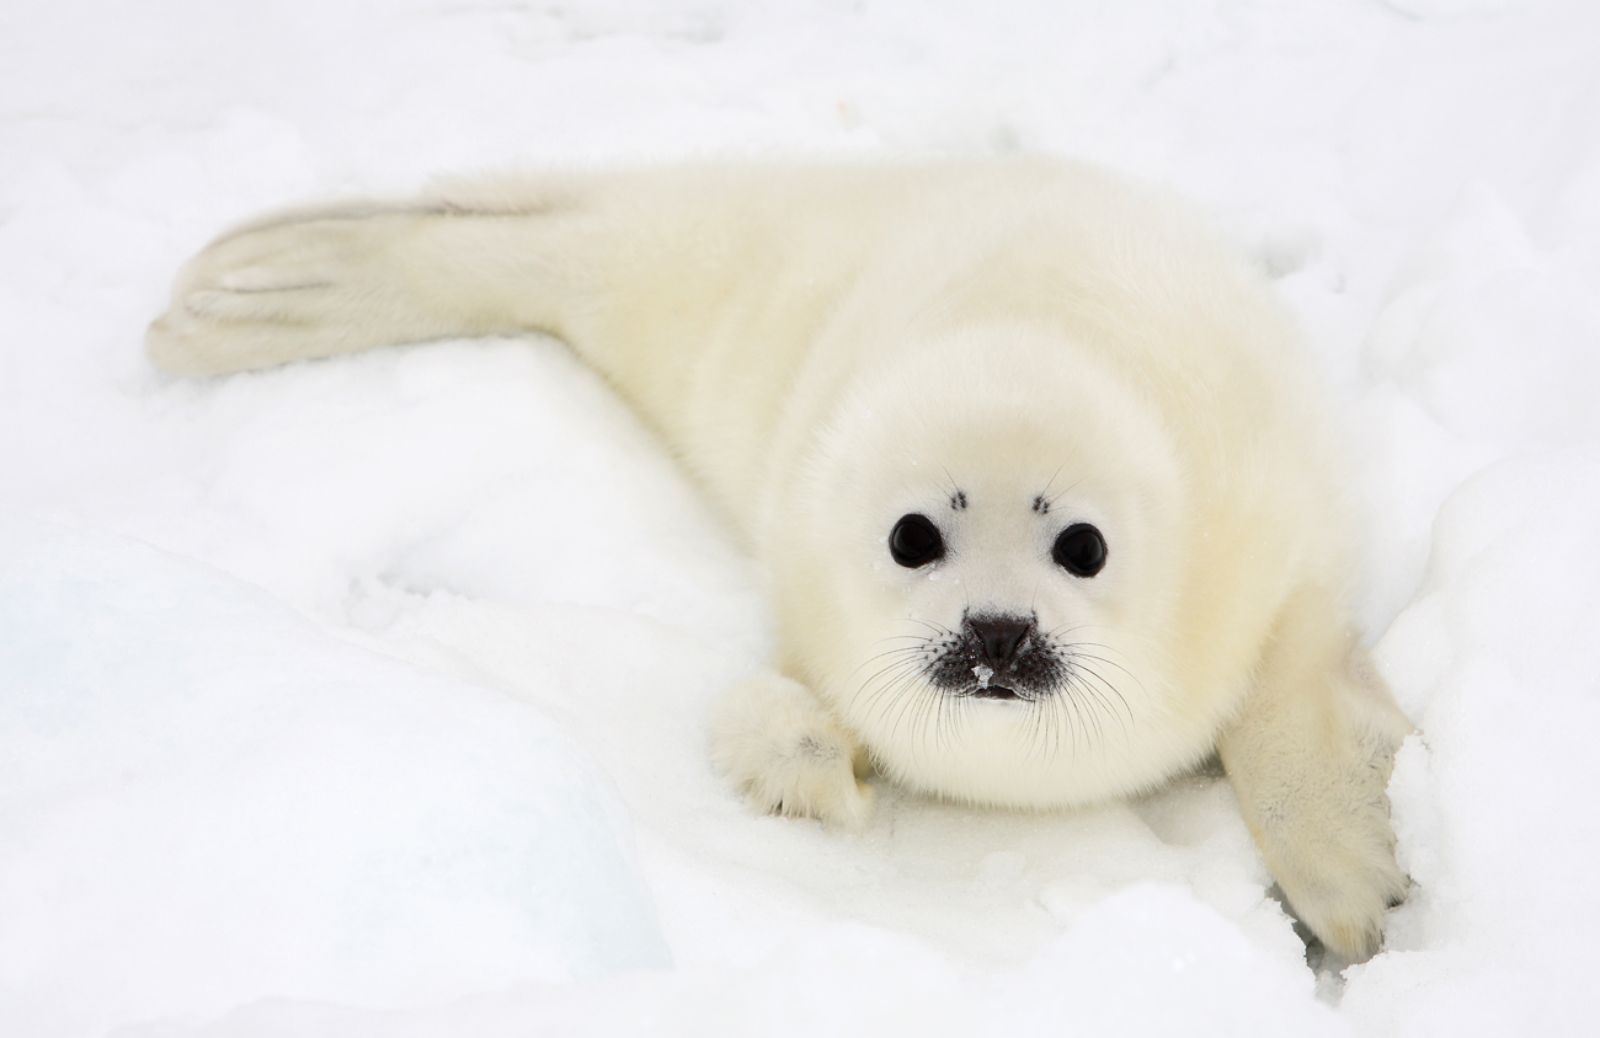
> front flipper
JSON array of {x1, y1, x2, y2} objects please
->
[
  {"x1": 1218, "y1": 588, "x2": 1413, "y2": 961},
  {"x1": 710, "y1": 672, "x2": 875, "y2": 830}
]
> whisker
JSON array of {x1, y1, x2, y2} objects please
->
[
  {"x1": 1060, "y1": 685, "x2": 1083, "y2": 759},
  {"x1": 1039, "y1": 463, "x2": 1065, "y2": 502},
  {"x1": 1024, "y1": 694, "x2": 1044, "y2": 764},
  {"x1": 1046, "y1": 477, "x2": 1083, "y2": 509},
  {"x1": 845, "y1": 645, "x2": 924, "y2": 680},
  {"x1": 1072, "y1": 663, "x2": 1135, "y2": 733},
  {"x1": 1065, "y1": 650, "x2": 1148, "y2": 695},
  {"x1": 854, "y1": 664, "x2": 927, "y2": 718},
  {"x1": 856, "y1": 658, "x2": 927, "y2": 713},
  {"x1": 1067, "y1": 672, "x2": 1107, "y2": 745},
  {"x1": 1049, "y1": 691, "x2": 1069, "y2": 763},
  {"x1": 883, "y1": 670, "x2": 929, "y2": 762}
]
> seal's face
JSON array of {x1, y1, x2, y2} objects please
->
[
  {"x1": 882, "y1": 507, "x2": 1108, "y2": 705},
  {"x1": 789, "y1": 329, "x2": 1211, "y2": 806}
]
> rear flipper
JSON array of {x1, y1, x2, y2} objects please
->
[
  {"x1": 147, "y1": 163, "x2": 920, "y2": 380},
  {"x1": 147, "y1": 193, "x2": 586, "y2": 376}
]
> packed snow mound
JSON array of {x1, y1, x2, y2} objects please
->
[{"x1": 3, "y1": 0, "x2": 1599, "y2": 1035}]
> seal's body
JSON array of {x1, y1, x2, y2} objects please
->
[{"x1": 150, "y1": 159, "x2": 1412, "y2": 959}]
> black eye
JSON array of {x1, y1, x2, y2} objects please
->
[
  {"x1": 889, "y1": 513, "x2": 945, "y2": 568},
  {"x1": 1052, "y1": 523, "x2": 1107, "y2": 577}
]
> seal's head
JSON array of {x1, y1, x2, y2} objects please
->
[{"x1": 780, "y1": 326, "x2": 1224, "y2": 807}]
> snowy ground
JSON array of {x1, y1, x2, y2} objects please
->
[{"x1": 4, "y1": 1, "x2": 1599, "y2": 1035}]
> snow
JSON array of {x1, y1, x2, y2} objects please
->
[
  {"x1": 1, "y1": 517, "x2": 668, "y2": 1036},
  {"x1": 2, "y1": 1, "x2": 1597, "y2": 1035}
]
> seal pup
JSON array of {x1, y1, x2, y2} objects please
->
[{"x1": 148, "y1": 159, "x2": 1413, "y2": 959}]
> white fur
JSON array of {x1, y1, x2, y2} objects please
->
[{"x1": 149, "y1": 159, "x2": 1413, "y2": 959}]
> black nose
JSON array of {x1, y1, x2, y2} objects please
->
[{"x1": 966, "y1": 614, "x2": 1034, "y2": 666}]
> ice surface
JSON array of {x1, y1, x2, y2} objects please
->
[{"x1": 3, "y1": 1, "x2": 1598, "y2": 1035}]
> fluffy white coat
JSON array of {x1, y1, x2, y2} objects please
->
[{"x1": 149, "y1": 159, "x2": 1413, "y2": 959}]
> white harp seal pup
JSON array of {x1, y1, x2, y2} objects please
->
[{"x1": 148, "y1": 159, "x2": 1413, "y2": 959}]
